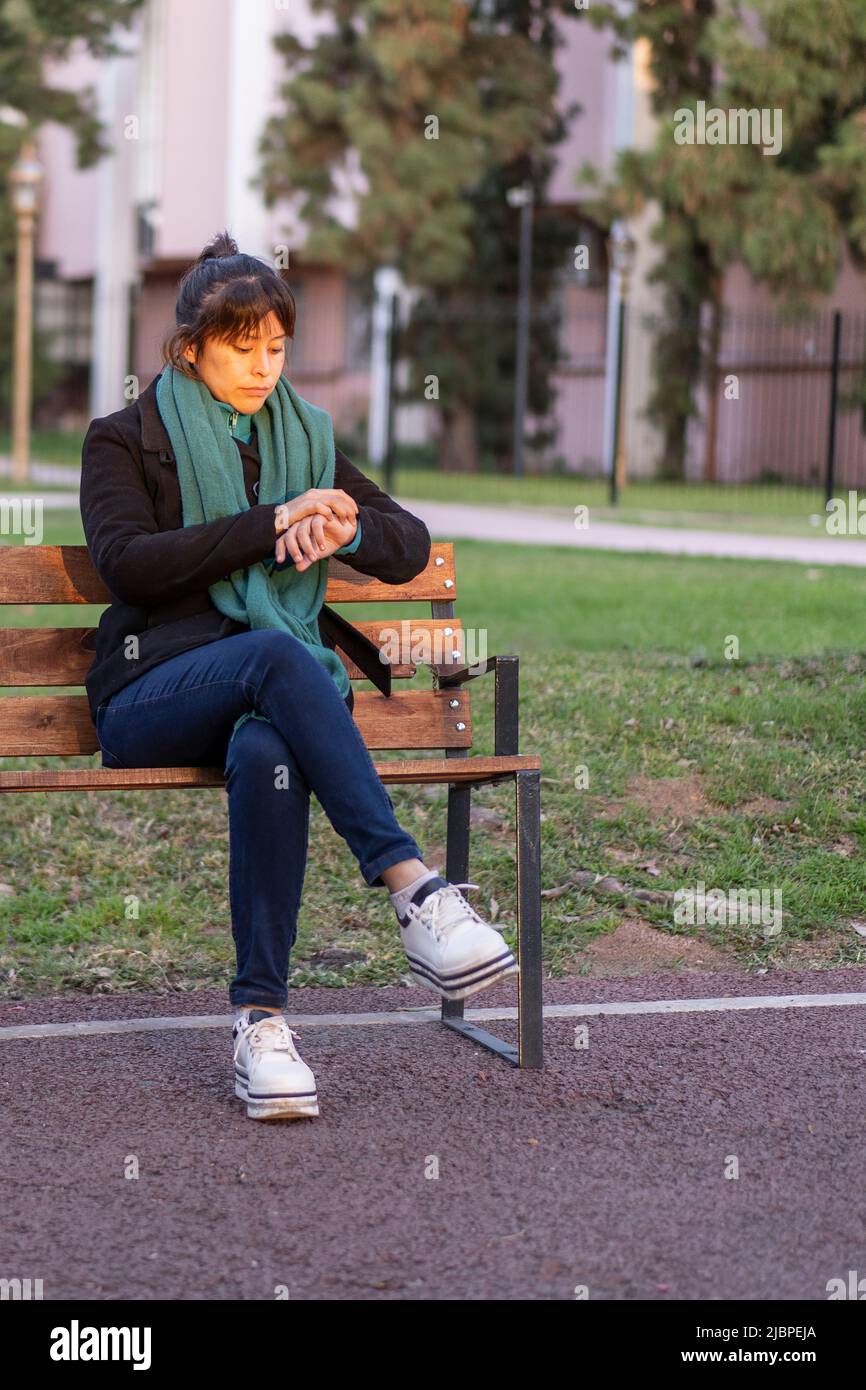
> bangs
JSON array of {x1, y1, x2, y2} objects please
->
[{"x1": 197, "y1": 276, "x2": 296, "y2": 347}]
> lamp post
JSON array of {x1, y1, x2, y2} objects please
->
[
  {"x1": 507, "y1": 182, "x2": 534, "y2": 478},
  {"x1": 368, "y1": 264, "x2": 401, "y2": 490},
  {"x1": 9, "y1": 140, "x2": 44, "y2": 485},
  {"x1": 604, "y1": 222, "x2": 636, "y2": 506}
]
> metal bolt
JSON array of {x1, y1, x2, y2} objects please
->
[
  {"x1": 435, "y1": 555, "x2": 444, "y2": 566},
  {"x1": 444, "y1": 578, "x2": 454, "y2": 588},
  {"x1": 449, "y1": 698, "x2": 459, "y2": 708},
  {"x1": 455, "y1": 721, "x2": 466, "y2": 731},
  {"x1": 452, "y1": 649, "x2": 460, "y2": 660},
  {"x1": 443, "y1": 626, "x2": 453, "y2": 636}
]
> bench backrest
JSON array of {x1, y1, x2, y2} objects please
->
[{"x1": 0, "y1": 543, "x2": 471, "y2": 757}]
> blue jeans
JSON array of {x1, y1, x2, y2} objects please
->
[{"x1": 94, "y1": 630, "x2": 424, "y2": 1008}]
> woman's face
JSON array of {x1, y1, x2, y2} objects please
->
[{"x1": 182, "y1": 309, "x2": 287, "y2": 411}]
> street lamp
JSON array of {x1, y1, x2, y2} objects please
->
[
  {"x1": 608, "y1": 224, "x2": 636, "y2": 295},
  {"x1": 8, "y1": 140, "x2": 44, "y2": 485},
  {"x1": 507, "y1": 182, "x2": 534, "y2": 478},
  {"x1": 604, "y1": 221, "x2": 636, "y2": 505}
]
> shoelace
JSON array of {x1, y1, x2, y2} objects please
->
[
  {"x1": 410, "y1": 881, "x2": 502, "y2": 944},
  {"x1": 233, "y1": 1015, "x2": 303, "y2": 1066}
]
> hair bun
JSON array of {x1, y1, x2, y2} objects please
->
[{"x1": 197, "y1": 229, "x2": 238, "y2": 264}]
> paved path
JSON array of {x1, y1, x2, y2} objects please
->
[
  {"x1": 0, "y1": 457, "x2": 81, "y2": 486},
  {"x1": 3, "y1": 454, "x2": 865, "y2": 566},
  {"x1": 401, "y1": 498, "x2": 866, "y2": 567},
  {"x1": 0, "y1": 458, "x2": 80, "y2": 509},
  {"x1": 2, "y1": 967, "x2": 864, "y2": 1300}
]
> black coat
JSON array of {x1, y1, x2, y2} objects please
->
[{"x1": 79, "y1": 371, "x2": 432, "y2": 723}]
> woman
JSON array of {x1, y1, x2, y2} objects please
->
[{"x1": 79, "y1": 231, "x2": 518, "y2": 1122}]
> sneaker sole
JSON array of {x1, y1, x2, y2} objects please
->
[
  {"x1": 407, "y1": 953, "x2": 519, "y2": 1002},
  {"x1": 235, "y1": 1076, "x2": 319, "y2": 1120}
]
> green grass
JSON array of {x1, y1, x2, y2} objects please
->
[
  {"x1": 0, "y1": 429, "x2": 84, "y2": 467},
  {"x1": 387, "y1": 467, "x2": 828, "y2": 517},
  {"x1": 1, "y1": 514, "x2": 865, "y2": 999},
  {"x1": 369, "y1": 460, "x2": 831, "y2": 523}
]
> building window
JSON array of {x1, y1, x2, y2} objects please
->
[
  {"x1": 136, "y1": 201, "x2": 159, "y2": 259},
  {"x1": 34, "y1": 273, "x2": 93, "y2": 366},
  {"x1": 285, "y1": 279, "x2": 305, "y2": 373},
  {"x1": 345, "y1": 274, "x2": 373, "y2": 370}
]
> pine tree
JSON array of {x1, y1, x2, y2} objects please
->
[
  {"x1": 402, "y1": 0, "x2": 581, "y2": 472},
  {"x1": 584, "y1": 0, "x2": 866, "y2": 480},
  {"x1": 583, "y1": 0, "x2": 719, "y2": 480},
  {"x1": 257, "y1": 0, "x2": 581, "y2": 470}
]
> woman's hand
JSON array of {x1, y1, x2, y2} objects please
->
[
  {"x1": 273, "y1": 488, "x2": 358, "y2": 537},
  {"x1": 275, "y1": 509, "x2": 358, "y2": 569}
]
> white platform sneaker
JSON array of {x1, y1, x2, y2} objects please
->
[
  {"x1": 232, "y1": 1009, "x2": 319, "y2": 1120},
  {"x1": 397, "y1": 877, "x2": 519, "y2": 1002}
]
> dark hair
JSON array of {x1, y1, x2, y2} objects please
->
[{"x1": 161, "y1": 230, "x2": 296, "y2": 379}]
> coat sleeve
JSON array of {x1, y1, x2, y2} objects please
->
[
  {"x1": 329, "y1": 448, "x2": 432, "y2": 583},
  {"x1": 271, "y1": 450, "x2": 431, "y2": 583},
  {"x1": 79, "y1": 416, "x2": 280, "y2": 607}
]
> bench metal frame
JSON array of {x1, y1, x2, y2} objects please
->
[{"x1": 433, "y1": 644, "x2": 543, "y2": 1071}]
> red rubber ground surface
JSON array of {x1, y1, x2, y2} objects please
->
[{"x1": 1, "y1": 968, "x2": 864, "y2": 1300}]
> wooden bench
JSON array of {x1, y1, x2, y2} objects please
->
[{"x1": 0, "y1": 540, "x2": 543, "y2": 1068}]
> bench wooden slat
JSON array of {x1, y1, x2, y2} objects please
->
[
  {"x1": 0, "y1": 690, "x2": 472, "y2": 756},
  {"x1": 0, "y1": 544, "x2": 457, "y2": 604},
  {"x1": 0, "y1": 754, "x2": 539, "y2": 793},
  {"x1": 0, "y1": 619, "x2": 466, "y2": 685}
]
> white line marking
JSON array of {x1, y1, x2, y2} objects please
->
[{"x1": 0, "y1": 992, "x2": 864, "y2": 1042}]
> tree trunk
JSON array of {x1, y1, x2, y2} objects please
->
[
  {"x1": 438, "y1": 404, "x2": 479, "y2": 471},
  {"x1": 703, "y1": 286, "x2": 722, "y2": 483}
]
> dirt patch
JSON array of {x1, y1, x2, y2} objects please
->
[
  {"x1": 605, "y1": 846, "x2": 654, "y2": 867},
  {"x1": 830, "y1": 835, "x2": 859, "y2": 858},
  {"x1": 602, "y1": 846, "x2": 694, "y2": 875},
  {"x1": 580, "y1": 915, "x2": 739, "y2": 976},
  {"x1": 770, "y1": 932, "x2": 852, "y2": 969},
  {"x1": 596, "y1": 774, "x2": 720, "y2": 823},
  {"x1": 595, "y1": 776, "x2": 798, "y2": 826}
]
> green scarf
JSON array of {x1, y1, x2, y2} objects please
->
[{"x1": 155, "y1": 366, "x2": 351, "y2": 719}]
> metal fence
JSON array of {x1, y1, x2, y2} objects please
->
[
  {"x1": 27, "y1": 264, "x2": 866, "y2": 499},
  {"x1": 384, "y1": 295, "x2": 866, "y2": 494},
  {"x1": 626, "y1": 302, "x2": 866, "y2": 493}
]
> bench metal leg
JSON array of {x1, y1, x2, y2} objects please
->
[
  {"x1": 441, "y1": 778, "x2": 470, "y2": 1025},
  {"x1": 439, "y1": 770, "x2": 544, "y2": 1070},
  {"x1": 514, "y1": 768, "x2": 543, "y2": 1068}
]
